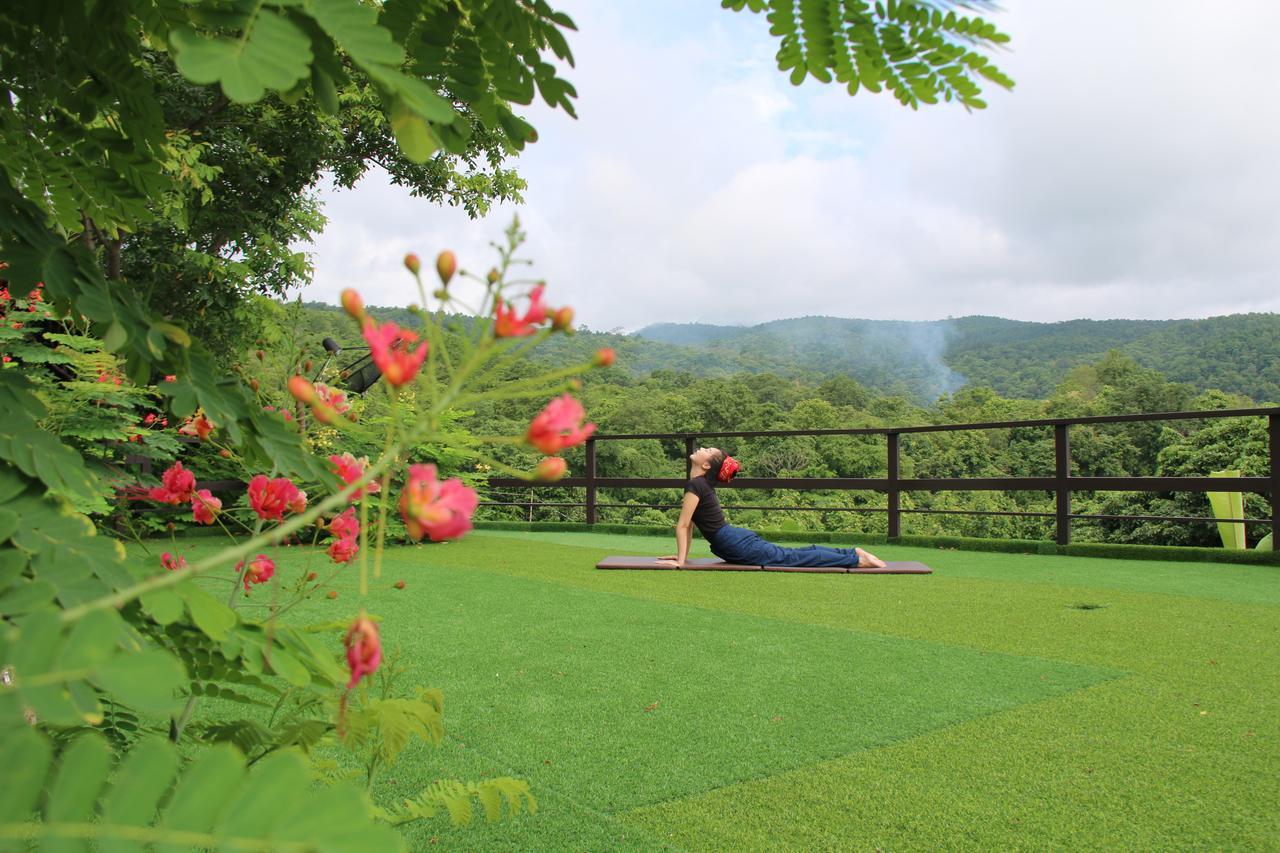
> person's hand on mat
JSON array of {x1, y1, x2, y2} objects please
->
[{"x1": 655, "y1": 558, "x2": 683, "y2": 568}]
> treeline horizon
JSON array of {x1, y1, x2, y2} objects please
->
[{"x1": 258, "y1": 298, "x2": 1274, "y2": 550}]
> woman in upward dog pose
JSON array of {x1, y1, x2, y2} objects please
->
[{"x1": 657, "y1": 447, "x2": 887, "y2": 569}]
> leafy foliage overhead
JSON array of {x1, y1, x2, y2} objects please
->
[{"x1": 724, "y1": 0, "x2": 1013, "y2": 108}]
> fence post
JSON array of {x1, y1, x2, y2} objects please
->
[
  {"x1": 1055, "y1": 424, "x2": 1071, "y2": 546},
  {"x1": 887, "y1": 432, "x2": 901, "y2": 540},
  {"x1": 585, "y1": 437, "x2": 597, "y2": 526},
  {"x1": 1270, "y1": 415, "x2": 1279, "y2": 548},
  {"x1": 685, "y1": 436, "x2": 696, "y2": 480}
]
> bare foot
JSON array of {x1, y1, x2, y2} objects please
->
[{"x1": 855, "y1": 548, "x2": 886, "y2": 569}]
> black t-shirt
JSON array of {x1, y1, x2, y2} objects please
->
[{"x1": 684, "y1": 476, "x2": 726, "y2": 540}]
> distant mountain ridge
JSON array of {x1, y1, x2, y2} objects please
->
[
  {"x1": 299, "y1": 302, "x2": 1279, "y2": 403},
  {"x1": 633, "y1": 313, "x2": 1280, "y2": 403}
]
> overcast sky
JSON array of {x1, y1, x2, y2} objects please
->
[{"x1": 300, "y1": 0, "x2": 1280, "y2": 332}]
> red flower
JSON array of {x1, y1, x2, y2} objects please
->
[
  {"x1": 526, "y1": 395, "x2": 596, "y2": 455},
  {"x1": 143, "y1": 413, "x2": 157, "y2": 425},
  {"x1": 160, "y1": 552, "x2": 187, "y2": 571},
  {"x1": 329, "y1": 507, "x2": 360, "y2": 542},
  {"x1": 163, "y1": 374, "x2": 177, "y2": 383},
  {"x1": 362, "y1": 320, "x2": 427, "y2": 387},
  {"x1": 493, "y1": 284, "x2": 549, "y2": 338},
  {"x1": 314, "y1": 383, "x2": 350, "y2": 415},
  {"x1": 178, "y1": 413, "x2": 215, "y2": 441},
  {"x1": 327, "y1": 537, "x2": 359, "y2": 564},
  {"x1": 329, "y1": 452, "x2": 379, "y2": 499},
  {"x1": 236, "y1": 554, "x2": 275, "y2": 593},
  {"x1": 247, "y1": 474, "x2": 306, "y2": 521},
  {"x1": 593, "y1": 347, "x2": 616, "y2": 368},
  {"x1": 398, "y1": 463, "x2": 478, "y2": 542},
  {"x1": 344, "y1": 615, "x2": 382, "y2": 689},
  {"x1": 191, "y1": 489, "x2": 222, "y2": 525},
  {"x1": 148, "y1": 461, "x2": 196, "y2": 505}
]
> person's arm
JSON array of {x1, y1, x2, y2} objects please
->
[{"x1": 657, "y1": 491, "x2": 701, "y2": 567}]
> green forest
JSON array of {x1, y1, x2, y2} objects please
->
[{"x1": 221, "y1": 298, "x2": 1276, "y2": 550}]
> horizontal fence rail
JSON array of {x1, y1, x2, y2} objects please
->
[{"x1": 487, "y1": 407, "x2": 1280, "y2": 547}]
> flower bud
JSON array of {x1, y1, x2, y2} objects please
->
[
  {"x1": 552, "y1": 306, "x2": 575, "y2": 333},
  {"x1": 436, "y1": 250, "x2": 457, "y2": 285},
  {"x1": 307, "y1": 571, "x2": 318, "y2": 581},
  {"x1": 432, "y1": 288, "x2": 448, "y2": 300},
  {"x1": 249, "y1": 378, "x2": 260, "y2": 392},
  {"x1": 404, "y1": 253, "x2": 422, "y2": 275},
  {"x1": 533, "y1": 457, "x2": 568, "y2": 482},
  {"x1": 327, "y1": 590, "x2": 338, "y2": 600},
  {"x1": 593, "y1": 348, "x2": 616, "y2": 368},
  {"x1": 255, "y1": 349, "x2": 265, "y2": 361},
  {"x1": 288, "y1": 375, "x2": 315, "y2": 404},
  {"x1": 341, "y1": 288, "x2": 365, "y2": 321},
  {"x1": 394, "y1": 580, "x2": 406, "y2": 590},
  {"x1": 486, "y1": 267, "x2": 500, "y2": 284},
  {"x1": 304, "y1": 360, "x2": 313, "y2": 372},
  {"x1": 219, "y1": 448, "x2": 232, "y2": 458}
]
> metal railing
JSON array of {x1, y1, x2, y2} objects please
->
[{"x1": 487, "y1": 407, "x2": 1280, "y2": 546}]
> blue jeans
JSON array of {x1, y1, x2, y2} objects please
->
[{"x1": 708, "y1": 525, "x2": 862, "y2": 568}]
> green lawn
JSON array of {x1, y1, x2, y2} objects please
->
[{"x1": 165, "y1": 530, "x2": 1280, "y2": 850}]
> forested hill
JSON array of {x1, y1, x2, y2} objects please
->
[
  {"x1": 298, "y1": 302, "x2": 1279, "y2": 403},
  {"x1": 635, "y1": 314, "x2": 1280, "y2": 403}
]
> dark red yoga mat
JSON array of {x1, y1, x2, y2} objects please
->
[{"x1": 595, "y1": 556, "x2": 932, "y2": 575}]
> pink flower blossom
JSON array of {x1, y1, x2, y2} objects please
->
[
  {"x1": 148, "y1": 462, "x2": 196, "y2": 505},
  {"x1": 493, "y1": 284, "x2": 549, "y2": 338},
  {"x1": 344, "y1": 616, "x2": 382, "y2": 689},
  {"x1": 191, "y1": 489, "x2": 222, "y2": 525},
  {"x1": 329, "y1": 452, "x2": 379, "y2": 499},
  {"x1": 236, "y1": 554, "x2": 275, "y2": 593},
  {"x1": 329, "y1": 507, "x2": 360, "y2": 542},
  {"x1": 362, "y1": 320, "x2": 427, "y2": 387},
  {"x1": 314, "y1": 382, "x2": 350, "y2": 415},
  {"x1": 178, "y1": 413, "x2": 215, "y2": 441},
  {"x1": 327, "y1": 537, "x2": 359, "y2": 564},
  {"x1": 160, "y1": 552, "x2": 187, "y2": 571},
  {"x1": 247, "y1": 475, "x2": 306, "y2": 521},
  {"x1": 526, "y1": 395, "x2": 596, "y2": 455},
  {"x1": 398, "y1": 463, "x2": 478, "y2": 542}
]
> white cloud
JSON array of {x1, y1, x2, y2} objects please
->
[{"x1": 300, "y1": 0, "x2": 1280, "y2": 331}]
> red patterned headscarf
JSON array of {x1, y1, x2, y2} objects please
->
[{"x1": 717, "y1": 455, "x2": 740, "y2": 482}]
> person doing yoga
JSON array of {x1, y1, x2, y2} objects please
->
[{"x1": 656, "y1": 447, "x2": 887, "y2": 569}]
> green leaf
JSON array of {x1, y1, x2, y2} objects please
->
[
  {"x1": 2, "y1": 732, "x2": 402, "y2": 850},
  {"x1": 263, "y1": 647, "x2": 310, "y2": 687},
  {"x1": 305, "y1": 0, "x2": 406, "y2": 66},
  {"x1": 103, "y1": 321, "x2": 128, "y2": 353},
  {"x1": 178, "y1": 584, "x2": 236, "y2": 641},
  {"x1": 157, "y1": 745, "x2": 243, "y2": 847},
  {"x1": 140, "y1": 587, "x2": 185, "y2": 626},
  {"x1": 0, "y1": 509, "x2": 17, "y2": 544},
  {"x1": 45, "y1": 734, "x2": 113, "y2": 852},
  {"x1": 171, "y1": 11, "x2": 314, "y2": 103},
  {"x1": 100, "y1": 738, "x2": 181, "y2": 853},
  {"x1": 94, "y1": 650, "x2": 184, "y2": 714},
  {"x1": 389, "y1": 99, "x2": 439, "y2": 163}
]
